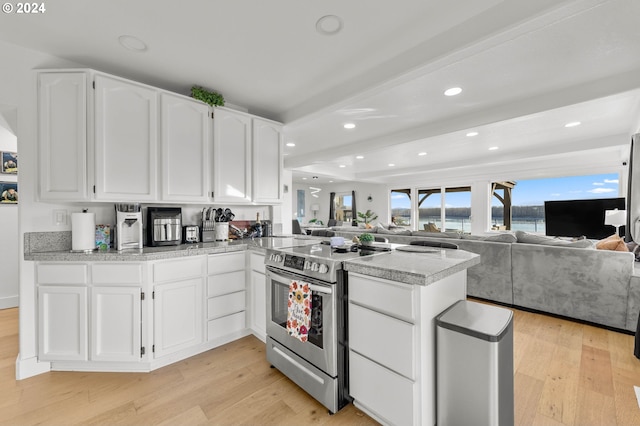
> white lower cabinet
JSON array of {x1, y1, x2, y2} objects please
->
[
  {"x1": 249, "y1": 252, "x2": 266, "y2": 340},
  {"x1": 38, "y1": 285, "x2": 88, "y2": 361},
  {"x1": 91, "y1": 286, "x2": 142, "y2": 362},
  {"x1": 37, "y1": 262, "x2": 143, "y2": 364},
  {"x1": 153, "y1": 278, "x2": 203, "y2": 358},
  {"x1": 348, "y1": 271, "x2": 467, "y2": 426},
  {"x1": 207, "y1": 252, "x2": 247, "y2": 341},
  {"x1": 152, "y1": 256, "x2": 206, "y2": 358}
]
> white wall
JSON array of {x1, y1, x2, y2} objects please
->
[
  {"x1": 0, "y1": 40, "x2": 86, "y2": 378},
  {"x1": 292, "y1": 181, "x2": 389, "y2": 227},
  {"x1": 0, "y1": 117, "x2": 18, "y2": 308}
]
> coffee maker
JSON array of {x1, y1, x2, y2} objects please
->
[{"x1": 115, "y1": 203, "x2": 143, "y2": 251}]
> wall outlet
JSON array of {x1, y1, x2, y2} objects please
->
[{"x1": 53, "y1": 209, "x2": 67, "y2": 226}]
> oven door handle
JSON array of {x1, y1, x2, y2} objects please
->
[{"x1": 268, "y1": 272, "x2": 333, "y2": 295}]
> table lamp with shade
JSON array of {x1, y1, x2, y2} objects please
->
[
  {"x1": 311, "y1": 203, "x2": 320, "y2": 220},
  {"x1": 605, "y1": 208, "x2": 626, "y2": 237}
]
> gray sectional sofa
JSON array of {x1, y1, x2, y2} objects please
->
[{"x1": 333, "y1": 226, "x2": 638, "y2": 332}]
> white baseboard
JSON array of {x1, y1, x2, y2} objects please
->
[
  {"x1": 15, "y1": 354, "x2": 51, "y2": 380},
  {"x1": 0, "y1": 295, "x2": 18, "y2": 310}
]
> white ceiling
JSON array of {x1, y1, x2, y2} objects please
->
[{"x1": 1, "y1": 0, "x2": 639, "y2": 185}]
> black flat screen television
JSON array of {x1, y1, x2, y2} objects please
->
[{"x1": 544, "y1": 197, "x2": 625, "y2": 239}]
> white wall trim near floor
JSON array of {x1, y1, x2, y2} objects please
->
[
  {"x1": 0, "y1": 296, "x2": 18, "y2": 309},
  {"x1": 15, "y1": 355, "x2": 51, "y2": 380}
]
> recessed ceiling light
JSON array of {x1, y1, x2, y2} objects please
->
[
  {"x1": 339, "y1": 165, "x2": 346, "y2": 168},
  {"x1": 466, "y1": 131, "x2": 479, "y2": 137},
  {"x1": 418, "y1": 152, "x2": 427, "y2": 156},
  {"x1": 286, "y1": 142, "x2": 296, "y2": 147},
  {"x1": 444, "y1": 87, "x2": 462, "y2": 96},
  {"x1": 356, "y1": 155, "x2": 364, "y2": 159},
  {"x1": 344, "y1": 123, "x2": 356, "y2": 129},
  {"x1": 489, "y1": 146, "x2": 499, "y2": 151},
  {"x1": 388, "y1": 163, "x2": 395, "y2": 167},
  {"x1": 316, "y1": 15, "x2": 343, "y2": 36},
  {"x1": 565, "y1": 121, "x2": 581, "y2": 128},
  {"x1": 329, "y1": 180, "x2": 334, "y2": 183},
  {"x1": 118, "y1": 35, "x2": 148, "y2": 52}
]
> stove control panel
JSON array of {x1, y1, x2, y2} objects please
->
[{"x1": 268, "y1": 253, "x2": 330, "y2": 276}]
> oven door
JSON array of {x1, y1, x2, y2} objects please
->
[{"x1": 266, "y1": 267, "x2": 337, "y2": 377}]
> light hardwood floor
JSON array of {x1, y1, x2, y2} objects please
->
[{"x1": 1, "y1": 304, "x2": 640, "y2": 425}]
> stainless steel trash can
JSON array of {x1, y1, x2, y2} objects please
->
[{"x1": 436, "y1": 300, "x2": 514, "y2": 426}]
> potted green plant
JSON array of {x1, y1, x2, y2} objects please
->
[
  {"x1": 309, "y1": 218, "x2": 324, "y2": 226},
  {"x1": 357, "y1": 209, "x2": 378, "y2": 227},
  {"x1": 359, "y1": 232, "x2": 375, "y2": 246},
  {"x1": 191, "y1": 85, "x2": 225, "y2": 107}
]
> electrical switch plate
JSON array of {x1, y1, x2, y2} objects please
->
[{"x1": 53, "y1": 209, "x2": 67, "y2": 226}]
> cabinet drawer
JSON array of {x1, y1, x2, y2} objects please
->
[
  {"x1": 153, "y1": 256, "x2": 205, "y2": 283},
  {"x1": 92, "y1": 263, "x2": 144, "y2": 285},
  {"x1": 208, "y1": 251, "x2": 245, "y2": 274},
  {"x1": 207, "y1": 270, "x2": 245, "y2": 297},
  {"x1": 37, "y1": 263, "x2": 88, "y2": 285},
  {"x1": 207, "y1": 311, "x2": 246, "y2": 341},
  {"x1": 349, "y1": 350, "x2": 416, "y2": 426},
  {"x1": 349, "y1": 303, "x2": 415, "y2": 379},
  {"x1": 208, "y1": 291, "x2": 246, "y2": 320},
  {"x1": 250, "y1": 252, "x2": 265, "y2": 272},
  {"x1": 349, "y1": 273, "x2": 415, "y2": 322}
]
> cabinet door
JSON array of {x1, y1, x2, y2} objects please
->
[
  {"x1": 212, "y1": 108, "x2": 252, "y2": 203},
  {"x1": 250, "y1": 269, "x2": 266, "y2": 340},
  {"x1": 38, "y1": 72, "x2": 88, "y2": 201},
  {"x1": 91, "y1": 287, "x2": 142, "y2": 362},
  {"x1": 94, "y1": 74, "x2": 158, "y2": 201},
  {"x1": 252, "y1": 117, "x2": 282, "y2": 203},
  {"x1": 161, "y1": 93, "x2": 210, "y2": 202},
  {"x1": 38, "y1": 286, "x2": 88, "y2": 361},
  {"x1": 154, "y1": 278, "x2": 203, "y2": 358}
]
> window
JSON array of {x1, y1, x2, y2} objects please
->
[
  {"x1": 418, "y1": 188, "x2": 441, "y2": 231},
  {"x1": 390, "y1": 189, "x2": 411, "y2": 226},
  {"x1": 411, "y1": 186, "x2": 472, "y2": 232},
  {"x1": 334, "y1": 193, "x2": 353, "y2": 223},
  {"x1": 493, "y1": 173, "x2": 620, "y2": 233},
  {"x1": 444, "y1": 187, "x2": 471, "y2": 233}
]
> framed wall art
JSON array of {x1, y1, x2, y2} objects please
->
[
  {"x1": 1, "y1": 151, "x2": 17, "y2": 174},
  {"x1": 0, "y1": 181, "x2": 17, "y2": 203}
]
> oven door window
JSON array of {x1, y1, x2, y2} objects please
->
[{"x1": 271, "y1": 280, "x2": 327, "y2": 349}]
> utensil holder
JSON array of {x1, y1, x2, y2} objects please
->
[{"x1": 215, "y1": 222, "x2": 229, "y2": 241}]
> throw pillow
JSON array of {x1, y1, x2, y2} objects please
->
[
  {"x1": 483, "y1": 233, "x2": 517, "y2": 243},
  {"x1": 515, "y1": 230, "x2": 594, "y2": 248},
  {"x1": 596, "y1": 234, "x2": 629, "y2": 252},
  {"x1": 411, "y1": 231, "x2": 461, "y2": 239}
]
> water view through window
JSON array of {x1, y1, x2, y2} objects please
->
[{"x1": 391, "y1": 173, "x2": 620, "y2": 233}]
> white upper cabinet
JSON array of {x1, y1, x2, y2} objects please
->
[
  {"x1": 37, "y1": 69, "x2": 283, "y2": 205},
  {"x1": 252, "y1": 117, "x2": 283, "y2": 203},
  {"x1": 160, "y1": 93, "x2": 210, "y2": 202},
  {"x1": 212, "y1": 108, "x2": 252, "y2": 203},
  {"x1": 94, "y1": 74, "x2": 158, "y2": 201},
  {"x1": 38, "y1": 72, "x2": 89, "y2": 201}
]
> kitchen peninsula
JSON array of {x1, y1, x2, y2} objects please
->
[{"x1": 25, "y1": 235, "x2": 479, "y2": 426}]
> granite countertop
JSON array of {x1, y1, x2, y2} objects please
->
[
  {"x1": 24, "y1": 236, "x2": 323, "y2": 262},
  {"x1": 344, "y1": 248, "x2": 480, "y2": 286}
]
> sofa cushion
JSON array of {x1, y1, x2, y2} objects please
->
[
  {"x1": 515, "y1": 230, "x2": 594, "y2": 248},
  {"x1": 378, "y1": 227, "x2": 412, "y2": 235},
  {"x1": 596, "y1": 234, "x2": 629, "y2": 251},
  {"x1": 411, "y1": 231, "x2": 460, "y2": 239},
  {"x1": 461, "y1": 233, "x2": 517, "y2": 243}
]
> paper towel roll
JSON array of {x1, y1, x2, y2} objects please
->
[{"x1": 71, "y1": 211, "x2": 96, "y2": 251}]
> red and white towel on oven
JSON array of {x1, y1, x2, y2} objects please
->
[{"x1": 287, "y1": 280, "x2": 312, "y2": 342}]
